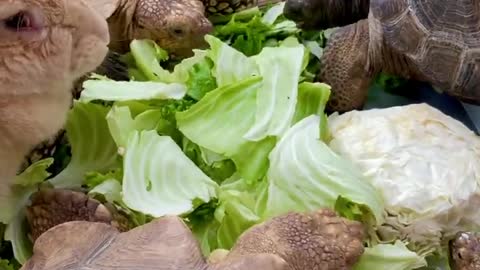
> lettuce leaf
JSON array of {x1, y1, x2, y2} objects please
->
[
  {"x1": 354, "y1": 241, "x2": 427, "y2": 270},
  {"x1": 205, "y1": 36, "x2": 260, "y2": 87},
  {"x1": 80, "y1": 80, "x2": 187, "y2": 102},
  {"x1": 293, "y1": 82, "x2": 331, "y2": 124},
  {"x1": 262, "y1": 115, "x2": 385, "y2": 226},
  {"x1": 185, "y1": 57, "x2": 218, "y2": 100},
  {"x1": 4, "y1": 159, "x2": 55, "y2": 264},
  {"x1": 48, "y1": 102, "x2": 119, "y2": 189},
  {"x1": 177, "y1": 76, "x2": 261, "y2": 156},
  {"x1": 128, "y1": 39, "x2": 207, "y2": 84},
  {"x1": 243, "y1": 38, "x2": 305, "y2": 141},
  {"x1": 122, "y1": 130, "x2": 219, "y2": 217}
]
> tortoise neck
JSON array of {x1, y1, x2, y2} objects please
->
[
  {"x1": 366, "y1": 15, "x2": 425, "y2": 81},
  {"x1": 107, "y1": 0, "x2": 138, "y2": 53}
]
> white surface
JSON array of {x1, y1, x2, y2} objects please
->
[{"x1": 463, "y1": 103, "x2": 480, "y2": 131}]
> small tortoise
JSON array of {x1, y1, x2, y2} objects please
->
[
  {"x1": 23, "y1": 205, "x2": 366, "y2": 270},
  {"x1": 24, "y1": 191, "x2": 480, "y2": 270},
  {"x1": 450, "y1": 232, "x2": 480, "y2": 270},
  {"x1": 85, "y1": 0, "x2": 280, "y2": 57},
  {"x1": 283, "y1": 0, "x2": 480, "y2": 113},
  {"x1": 83, "y1": 0, "x2": 212, "y2": 57}
]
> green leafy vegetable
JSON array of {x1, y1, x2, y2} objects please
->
[
  {"x1": 80, "y1": 80, "x2": 187, "y2": 102},
  {"x1": 4, "y1": 159, "x2": 55, "y2": 264},
  {"x1": 48, "y1": 102, "x2": 119, "y2": 189},
  {"x1": 243, "y1": 38, "x2": 305, "y2": 141},
  {"x1": 353, "y1": 241, "x2": 427, "y2": 270},
  {"x1": 263, "y1": 114, "x2": 385, "y2": 226},
  {"x1": 121, "y1": 130, "x2": 219, "y2": 217}
]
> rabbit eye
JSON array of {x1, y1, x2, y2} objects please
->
[{"x1": 4, "y1": 11, "x2": 42, "y2": 32}]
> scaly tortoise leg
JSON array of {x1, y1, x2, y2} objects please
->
[
  {"x1": 320, "y1": 19, "x2": 373, "y2": 112},
  {"x1": 25, "y1": 188, "x2": 130, "y2": 242}
]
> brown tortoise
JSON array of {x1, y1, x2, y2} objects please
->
[
  {"x1": 23, "y1": 190, "x2": 480, "y2": 270},
  {"x1": 88, "y1": 0, "x2": 280, "y2": 57},
  {"x1": 23, "y1": 204, "x2": 367, "y2": 270},
  {"x1": 283, "y1": 0, "x2": 480, "y2": 113},
  {"x1": 450, "y1": 232, "x2": 480, "y2": 270}
]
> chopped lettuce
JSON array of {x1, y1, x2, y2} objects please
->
[
  {"x1": 205, "y1": 36, "x2": 260, "y2": 87},
  {"x1": 293, "y1": 82, "x2": 331, "y2": 124},
  {"x1": 262, "y1": 114, "x2": 385, "y2": 226},
  {"x1": 80, "y1": 80, "x2": 187, "y2": 102},
  {"x1": 48, "y1": 102, "x2": 119, "y2": 189},
  {"x1": 354, "y1": 241, "x2": 427, "y2": 270},
  {"x1": 0, "y1": 259, "x2": 19, "y2": 270},
  {"x1": 128, "y1": 39, "x2": 207, "y2": 84},
  {"x1": 243, "y1": 39, "x2": 305, "y2": 141},
  {"x1": 177, "y1": 76, "x2": 262, "y2": 157},
  {"x1": 4, "y1": 159, "x2": 55, "y2": 264},
  {"x1": 106, "y1": 105, "x2": 166, "y2": 149},
  {"x1": 121, "y1": 130, "x2": 219, "y2": 217},
  {"x1": 185, "y1": 57, "x2": 218, "y2": 100},
  {"x1": 261, "y1": 2, "x2": 285, "y2": 25}
]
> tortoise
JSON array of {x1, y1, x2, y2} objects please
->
[
  {"x1": 283, "y1": 0, "x2": 480, "y2": 113},
  {"x1": 23, "y1": 191, "x2": 480, "y2": 270},
  {"x1": 0, "y1": 0, "x2": 110, "y2": 212},
  {"x1": 22, "y1": 202, "x2": 367, "y2": 270},
  {"x1": 82, "y1": 0, "x2": 281, "y2": 57},
  {"x1": 450, "y1": 232, "x2": 480, "y2": 270}
]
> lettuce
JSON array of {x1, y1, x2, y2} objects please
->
[
  {"x1": 80, "y1": 80, "x2": 187, "y2": 102},
  {"x1": 177, "y1": 76, "x2": 277, "y2": 183},
  {"x1": 4, "y1": 159, "x2": 55, "y2": 264},
  {"x1": 354, "y1": 241, "x2": 427, "y2": 270},
  {"x1": 205, "y1": 36, "x2": 259, "y2": 87},
  {"x1": 261, "y1": 114, "x2": 385, "y2": 226},
  {"x1": 242, "y1": 39, "x2": 305, "y2": 141},
  {"x1": 121, "y1": 130, "x2": 218, "y2": 217},
  {"x1": 48, "y1": 102, "x2": 118, "y2": 189}
]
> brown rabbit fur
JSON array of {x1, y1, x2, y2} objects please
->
[{"x1": 0, "y1": 0, "x2": 110, "y2": 214}]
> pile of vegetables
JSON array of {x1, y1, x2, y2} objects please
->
[{"x1": 1, "y1": 3, "x2": 479, "y2": 270}]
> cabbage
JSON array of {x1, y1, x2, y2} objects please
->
[
  {"x1": 354, "y1": 241, "x2": 426, "y2": 270},
  {"x1": 327, "y1": 103, "x2": 480, "y2": 256},
  {"x1": 121, "y1": 130, "x2": 219, "y2": 217},
  {"x1": 261, "y1": 114, "x2": 385, "y2": 225}
]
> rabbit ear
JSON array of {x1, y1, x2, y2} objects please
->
[{"x1": 82, "y1": 0, "x2": 120, "y2": 19}]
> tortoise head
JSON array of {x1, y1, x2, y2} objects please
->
[
  {"x1": 133, "y1": 0, "x2": 213, "y2": 58},
  {"x1": 450, "y1": 232, "x2": 480, "y2": 270},
  {"x1": 283, "y1": 0, "x2": 370, "y2": 30}
]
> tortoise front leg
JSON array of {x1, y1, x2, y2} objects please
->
[{"x1": 320, "y1": 19, "x2": 374, "y2": 112}]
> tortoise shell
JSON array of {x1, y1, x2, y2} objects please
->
[
  {"x1": 370, "y1": 0, "x2": 480, "y2": 102},
  {"x1": 202, "y1": 0, "x2": 256, "y2": 15}
]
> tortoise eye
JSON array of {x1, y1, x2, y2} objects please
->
[{"x1": 172, "y1": 28, "x2": 184, "y2": 35}]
